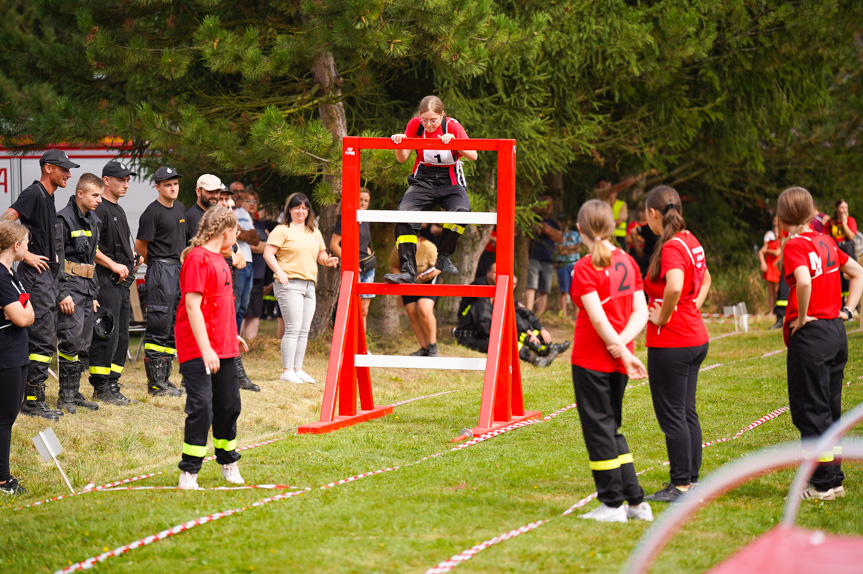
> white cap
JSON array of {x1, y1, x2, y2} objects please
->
[{"x1": 196, "y1": 173, "x2": 223, "y2": 191}]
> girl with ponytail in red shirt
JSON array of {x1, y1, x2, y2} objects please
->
[
  {"x1": 569, "y1": 200, "x2": 652, "y2": 522},
  {"x1": 642, "y1": 186, "x2": 712, "y2": 503}
]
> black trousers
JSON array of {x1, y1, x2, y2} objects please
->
[
  {"x1": 775, "y1": 275, "x2": 789, "y2": 319},
  {"x1": 787, "y1": 318, "x2": 847, "y2": 490},
  {"x1": 89, "y1": 276, "x2": 131, "y2": 387},
  {"x1": 18, "y1": 264, "x2": 60, "y2": 388},
  {"x1": 178, "y1": 357, "x2": 242, "y2": 473},
  {"x1": 0, "y1": 366, "x2": 26, "y2": 482},
  {"x1": 395, "y1": 179, "x2": 470, "y2": 274},
  {"x1": 573, "y1": 365, "x2": 644, "y2": 507},
  {"x1": 647, "y1": 343, "x2": 709, "y2": 486},
  {"x1": 144, "y1": 260, "x2": 181, "y2": 361},
  {"x1": 57, "y1": 291, "x2": 95, "y2": 367}
]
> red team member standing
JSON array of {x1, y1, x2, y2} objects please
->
[
  {"x1": 642, "y1": 186, "x2": 712, "y2": 503},
  {"x1": 175, "y1": 207, "x2": 249, "y2": 489},
  {"x1": 385, "y1": 95, "x2": 477, "y2": 283},
  {"x1": 777, "y1": 187, "x2": 862, "y2": 500},
  {"x1": 569, "y1": 200, "x2": 652, "y2": 523}
]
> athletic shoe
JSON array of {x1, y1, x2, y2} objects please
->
[
  {"x1": 644, "y1": 483, "x2": 687, "y2": 503},
  {"x1": 426, "y1": 343, "x2": 439, "y2": 357},
  {"x1": 626, "y1": 502, "x2": 654, "y2": 522},
  {"x1": 384, "y1": 272, "x2": 416, "y2": 284},
  {"x1": 800, "y1": 485, "x2": 835, "y2": 501},
  {"x1": 222, "y1": 462, "x2": 244, "y2": 485},
  {"x1": 410, "y1": 347, "x2": 429, "y2": 357},
  {"x1": 280, "y1": 370, "x2": 304, "y2": 384},
  {"x1": 579, "y1": 503, "x2": 627, "y2": 523},
  {"x1": 178, "y1": 471, "x2": 199, "y2": 490},
  {"x1": 295, "y1": 370, "x2": 316, "y2": 384},
  {"x1": 833, "y1": 485, "x2": 846, "y2": 498},
  {"x1": 0, "y1": 477, "x2": 26, "y2": 495}
]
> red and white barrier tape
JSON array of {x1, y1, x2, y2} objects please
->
[
  {"x1": 19, "y1": 389, "x2": 457, "y2": 512},
  {"x1": 424, "y1": 405, "x2": 790, "y2": 573},
  {"x1": 96, "y1": 484, "x2": 297, "y2": 492},
  {"x1": 54, "y1": 488, "x2": 310, "y2": 574}
]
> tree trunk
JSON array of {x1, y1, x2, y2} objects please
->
[
  {"x1": 378, "y1": 223, "x2": 400, "y2": 338},
  {"x1": 309, "y1": 50, "x2": 347, "y2": 339}
]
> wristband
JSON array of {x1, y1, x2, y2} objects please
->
[{"x1": 841, "y1": 306, "x2": 854, "y2": 321}]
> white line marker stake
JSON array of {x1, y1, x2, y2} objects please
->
[{"x1": 33, "y1": 427, "x2": 75, "y2": 494}]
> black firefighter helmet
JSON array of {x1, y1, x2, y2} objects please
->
[{"x1": 94, "y1": 307, "x2": 115, "y2": 340}]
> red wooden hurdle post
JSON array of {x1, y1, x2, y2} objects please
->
[{"x1": 297, "y1": 137, "x2": 540, "y2": 436}]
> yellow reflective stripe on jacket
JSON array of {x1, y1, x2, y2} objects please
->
[
  {"x1": 58, "y1": 351, "x2": 79, "y2": 362},
  {"x1": 589, "y1": 453, "x2": 634, "y2": 471},
  {"x1": 90, "y1": 366, "x2": 111, "y2": 375},
  {"x1": 70, "y1": 230, "x2": 93, "y2": 237},
  {"x1": 182, "y1": 443, "x2": 207, "y2": 458},
  {"x1": 443, "y1": 223, "x2": 466, "y2": 234},
  {"x1": 29, "y1": 353, "x2": 52, "y2": 363},
  {"x1": 111, "y1": 364, "x2": 124, "y2": 374},
  {"x1": 213, "y1": 438, "x2": 238, "y2": 452},
  {"x1": 461, "y1": 304, "x2": 471, "y2": 317},
  {"x1": 396, "y1": 235, "x2": 418, "y2": 246},
  {"x1": 145, "y1": 343, "x2": 177, "y2": 355}
]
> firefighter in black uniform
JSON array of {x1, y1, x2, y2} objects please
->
[
  {"x1": 2, "y1": 149, "x2": 79, "y2": 420},
  {"x1": 135, "y1": 166, "x2": 186, "y2": 397},
  {"x1": 55, "y1": 174, "x2": 103, "y2": 414},
  {"x1": 90, "y1": 161, "x2": 138, "y2": 405}
]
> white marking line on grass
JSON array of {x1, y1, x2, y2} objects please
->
[
  {"x1": 423, "y1": 406, "x2": 791, "y2": 574},
  {"x1": 17, "y1": 390, "x2": 458, "y2": 512},
  {"x1": 54, "y1": 488, "x2": 311, "y2": 574}
]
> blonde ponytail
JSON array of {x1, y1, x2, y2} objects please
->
[{"x1": 576, "y1": 200, "x2": 615, "y2": 269}]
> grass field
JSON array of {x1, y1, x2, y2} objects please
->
[{"x1": 2, "y1": 316, "x2": 862, "y2": 574}]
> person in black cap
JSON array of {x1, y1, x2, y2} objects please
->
[
  {"x1": 0, "y1": 149, "x2": 79, "y2": 420},
  {"x1": 135, "y1": 166, "x2": 186, "y2": 397},
  {"x1": 55, "y1": 173, "x2": 103, "y2": 414},
  {"x1": 90, "y1": 160, "x2": 139, "y2": 405}
]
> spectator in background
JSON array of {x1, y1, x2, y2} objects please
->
[
  {"x1": 474, "y1": 227, "x2": 496, "y2": 280},
  {"x1": 389, "y1": 235, "x2": 440, "y2": 356},
  {"x1": 824, "y1": 199, "x2": 858, "y2": 300},
  {"x1": 230, "y1": 182, "x2": 261, "y2": 331},
  {"x1": 758, "y1": 215, "x2": 782, "y2": 327},
  {"x1": 555, "y1": 214, "x2": 582, "y2": 319},
  {"x1": 526, "y1": 195, "x2": 562, "y2": 314},
  {"x1": 240, "y1": 190, "x2": 269, "y2": 339},
  {"x1": 594, "y1": 171, "x2": 655, "y2": 249},
  {"x1": 185, "y1": 174, "x2": 221, "y2": 244},
  {"x1": 810, "y1": 200, "x2": 828, "y2": 234},
  {"x1": 631, "y1": 204, "x2": 659, "y2": 278},
  {"x1": 330, "y1": 187, "x2": 375, "y2": 324}
]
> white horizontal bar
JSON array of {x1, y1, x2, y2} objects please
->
[
  {"x1": 354, "y1": 355, "x2": 487, "y2": 371},
  {"x1": 356, "y1": 210, "x2": 497, "y2": 225}
]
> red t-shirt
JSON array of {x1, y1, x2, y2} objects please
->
[
  {"x1": 782, "y1": 231, "x2": 848, "y2": 346},
  {"x1": 175, "y1": 246, "x2": 239, "y2": 363},
  {"x1": 404, "y1": 117, "x2": 470, "y2": 186},
  {"x1": 570, "y1": 249, "x2": 643, "y2": 374},
  {"x1": 644, "y1": 231, "x2": 709, "y2": 348}
]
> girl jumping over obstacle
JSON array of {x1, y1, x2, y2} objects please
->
[
  {"x1": 384, "y1": 95, "x2": 478, "y2": 284},
  {"x1": 642, "y1": 186, "x2": 711, "y2": 503},
  {"x1": 175, "y1": 207, "x2": 249, "y2": 489},
  {"x1": 569, "y1": 200, "x2": 652, "y2": 522},
  {"x1": 777, "y1": 187, "x2": 862, "y2": 500}
]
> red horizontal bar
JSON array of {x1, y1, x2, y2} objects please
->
[
  {"x1": 346, "y1": 137, "x2": 513, "y2": 152},
  {"x1": 356, "y1": 283, "x2": 496, "y2": 297}
]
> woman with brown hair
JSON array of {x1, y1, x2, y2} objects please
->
[
  {"x1": 642, "y1": 186, "x2": 712, "y2": 503},
  {"x1": 385, "y1": 95, "x2": 477, "y2": 284}
]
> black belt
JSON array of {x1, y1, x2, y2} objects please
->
[{"x1": 151, "y1": 258, "x2": 181, "y2": 265}]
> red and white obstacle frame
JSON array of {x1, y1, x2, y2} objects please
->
[{"x1": 297, "y1": 136, "x2": 541, "y2": 438}]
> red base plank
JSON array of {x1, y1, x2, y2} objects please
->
[
  {"x1": 296, "y1": 405, "x2": 394, "y2": 435},
  {"x1": 470, "y1": 411, "x2": 542, "y2": 437}
]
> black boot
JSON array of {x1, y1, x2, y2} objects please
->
[
  {"x1": 518, "y1": 346, "x2": 533, "y2": 363},
  {"x1": 533, "y1": 345, "x2": 561, "y2": 368},
  {"x1": 385, "y1": 238, "x2": 418, "y2": 284},
  {"x1": 57, "y1": 363, "x2": 79, "y2": 414},
  {"x1": 435, "y1": 227, "x2": 461, "y2": 275},
  {"x1": 162, "y1": 355, "x2": 184, "y2": 394},
  {"x1": 20, "y1": 382, "x2": 60, "y2": 421},
  {"x1": 236, "y1": 356, "x2": 260, "y2": 392},
  {"x1": 146, "y1": 356, "x2": 183, "y2": 397},
  {"x1": 93, "y1": 380, "x2": 132, "y2": 406}
]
